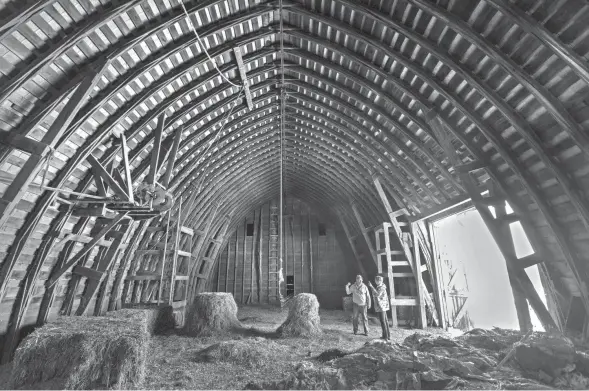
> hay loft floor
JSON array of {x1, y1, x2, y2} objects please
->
[{"x1": 144, "y1": 305, "x2": 445, "y2": 390}]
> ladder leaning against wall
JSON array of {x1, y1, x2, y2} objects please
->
[{"x1": 121, "y1": 198, "x2": 194, "y2": 327}]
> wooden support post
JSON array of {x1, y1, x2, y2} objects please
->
[
  {"x1": 258, "y1": 210, "x2": 263, "y2": 301},
  {"x1": 147, "y1": 113, "x2": 165, "y2": 185},
  {"x1": 120, "y1": 135, "x2": 134, "y2": 204},
  {"x1": 382, "y1": 224, "x2": 398, "y2": 327},
  {"x1": 426, "y1": 111, "x2": 557, "y2": 331},
  {"x1": 162, "y1": 126, "x2": 183, "y2": 189},
  {"x1": 233, "y1": 229, "x2": 238, "y2": 298},
  {"x1": 338, "y1": 213, "x2": 367, "y2": 277},
  {"x1": 351, "y1": 202, "x2": 377, "y2": 265},
  {"x1": 225, "y1": 241, "x2": 231, "y2": 293},
  {"x1": 412, "y1": 223, "x2": 428, "y2": 328},
  {"x1": 242, "y1": 218, "x2": 247, "y2": 303}
]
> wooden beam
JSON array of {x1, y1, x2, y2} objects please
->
[
  {"x1": 162, "y1": 126, "x2": 183, "y2": 188},
  {"x1": 426, "y1": 111, "x2": 557, "y2": 332},
  {"x1": 0, "y1": 131, "x2": 51, "y2": 156},
  {"x1": 147, "y1": 113, "x2": 165, "y2": 185},
  {"x1": 87, "y1": 155, "x2": 130, "y2": 201},
  {"x1": 351, "y1": 202, "x2": 377, "y2": 264},
  {"x1": 0, "y1": 70, "x2": 101, "y2": 230},
  {"x1": 233, "y1": 46, "x2": 253, "y2": 110},
  {"x1": 338, "y1": 213, "x2": 367, "y2": 277},
  {"x1": 45, "y1": 212, "x2": 129, "y2": 288},
  {"x1": 120, "y1": 135, "x2": 134, "y2": 204}
]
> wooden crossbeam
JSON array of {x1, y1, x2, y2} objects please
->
[
  {"x1": 45, "y1": 212, "x2": 129, "y2": 288},
  {"x1": 87, "y1": 155, "x2": 130, "y2": 201},
  {"x1": 0, "y1": 131, "x2": 51, "y2": 156},
  {"x1": 233, "y1": 46, "x2": 253, "y2": 110}
]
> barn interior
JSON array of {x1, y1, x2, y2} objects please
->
[{"x1": 1, "y1": 0, "x2": 589, "y2": 389}]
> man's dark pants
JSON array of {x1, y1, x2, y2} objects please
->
[
  {"x1": 377, "y1": 310, "x2": 390, "y2": 340},
  {"x1": 352, "y1": 303, "x2": 369, "y2": 334}
]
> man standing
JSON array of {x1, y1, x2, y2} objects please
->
[
  {"x1": 368, "y1": 275, "x2": 390, "y2": 341},
  {"x1": 345, "y1": 275, "x2": 371, "y2": 336}
]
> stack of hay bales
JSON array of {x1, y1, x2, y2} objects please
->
[
  {"x1": 184, "y1": 292, "x2": 242, "y2": 336},
  {"x1": 9, "y1": 306, "x2": 174, "y2": 390},
  {"x1": 277, "y1": 293, "x2": 322, "y2": 337}
]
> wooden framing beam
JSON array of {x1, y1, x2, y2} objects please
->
[
  {"x1": 162, "y1": 127, "x2": 183, "y2": 189},
  {"x1": 87, "y1": 155, "x2": 130, "y2": 201},
  {"x1": 45, "y1": 212, "x2": 129, "y2": 288},
  {"x1": 426, "y1": 111, "x2": 558, "y2": 332},
  {"x1": 233, "y1": 46, "x2": 253, "y2": 111},
  {"x1": 120, "y1": 135, "x2": 134, "y2": 204},
  {"x1": 338, "y1": 213, "x2": 367, "y2": 278},
  {"x1": 147, "y1": 113, "x2": 165, "y2": 185},
  {"x1": 0, "y1": 70, "x2": 101, "y2": 230},
  {"x1": 351, "y1": 202, "x2": 377, "y2": 264}
]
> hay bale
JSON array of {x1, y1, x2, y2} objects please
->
[
  {"x1": 10, "y1": 315, "x2": 149, "y2": 389},
  {"x1": 107, "y1": 305, "x2": 176, "y2": 334},
  {"x1": 184, "y1": 292, "x2": 241, "y2": 336},
  {"x1": 194, "y1": 337, "x2": 284, "y2": 368},
  {"x1": 277, "y1": 293, "x2": 322, "y2": 338}
]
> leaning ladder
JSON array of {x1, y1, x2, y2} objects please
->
[{"x1": 374, "y1": 210, "x2": 439, "y2": 328}]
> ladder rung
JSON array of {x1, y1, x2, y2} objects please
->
[
  {"x1": 126, "y1": 274, "x2": 160, "y2": 280},
  {"x1": 178, "y1": 250, "x2": 191, "y2": 257},
  {"x1": 391, "y1": 297, "x2": 418, "y2": 306},
  {"x1": 393, "y1": 272, "x2": 414, "y2": 278},
  {"x1": 390, "y1": 261, "x2": 410, "y2": 267},
  {"x1": 181, "y1": 226, "x2": 194, "y2": 236},
  {"x1": 391, "y1": 250, "x2": 404, "y2": 256},
  {"x1": 391, "y1": 209, "x2": 408, "y2": 218},
  {"x1": 175, "y1": 275, "x2": 189, "y2": 281}
]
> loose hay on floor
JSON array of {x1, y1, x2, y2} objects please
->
[
  {"x1": 185, "y1": 292, "x2": 242, "y2": 336},
  {"x1": 194, "y1": 337, "x2": 286, "y2": 367},
  {"x1": 10, "y1": 315, "x2": 151, "y2": 390},
  {"x1": 277, "y1": 293, "x2": 322, "y2": 338}
]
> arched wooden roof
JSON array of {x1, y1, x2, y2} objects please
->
[{"x1": 1, "y1": 0, "x2": 589, "y2": 354}]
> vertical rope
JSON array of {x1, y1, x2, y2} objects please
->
[{"x1": 279, "y1": 0, "x2": 285, "y2": 297}]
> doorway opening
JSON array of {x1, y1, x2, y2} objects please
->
[
  {"x1": 286, "y1": 275, "x2": 295, "y2": 297},
  {"x1": 431, "y1": 205, "x2": 547, "y2": 331}
]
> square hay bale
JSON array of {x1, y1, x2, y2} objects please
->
[
  {"x1": 10, "y1": 315, "x2": 150, "y2": 390},
  {"x1": 107, "y1": 305, "x2": 176, "y2": 335}
]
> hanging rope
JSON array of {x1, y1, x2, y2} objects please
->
[
  {"x1": 179, "y1": 0, "x2": 242, "y2": 89},
  {"x1": 279, "y1": 0, "x2": 285, "y2": 290}
]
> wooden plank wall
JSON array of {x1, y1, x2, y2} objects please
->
[{"x1": 212, "y1": 197, "x2": 356, "y2": 308}]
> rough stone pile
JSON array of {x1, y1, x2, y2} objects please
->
[{"x1": 248, "y1": 328, "x2": 589, "y2": 390}]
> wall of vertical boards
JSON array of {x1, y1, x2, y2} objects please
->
[{"x1": 210, "y1": 197, "x2": 357, "y2": 308}]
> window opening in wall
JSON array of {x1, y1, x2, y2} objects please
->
[
  {"x1": 286, "y1": 275, "x2": 295, "y2": 296},
  {"x1": 431, "y1": 205, "x2": 546, "y2": 332},
  {"x1": 246, "y1": 223, "x2": 254, "y2": 236},
  {"x1": 318, "y1": 223, "x2": 326, "y2": 236}
]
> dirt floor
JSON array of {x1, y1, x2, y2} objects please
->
[{"x1": 144, "y1": 305, "x2": 447, "y2": 390}]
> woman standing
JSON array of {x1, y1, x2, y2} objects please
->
[{"x1": 368, "y1": 275, "x2": 391, "y2": 341}]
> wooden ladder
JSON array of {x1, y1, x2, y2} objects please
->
[
  {"x1": 268, "y1": 203, "x2": 281, "y2": 304},
  {"x1": 374, "y1": 209, "x2": 439, "y2": 328},
  {"x1": 122, "y1": 203, "x2": 193, "y2": 327}
]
